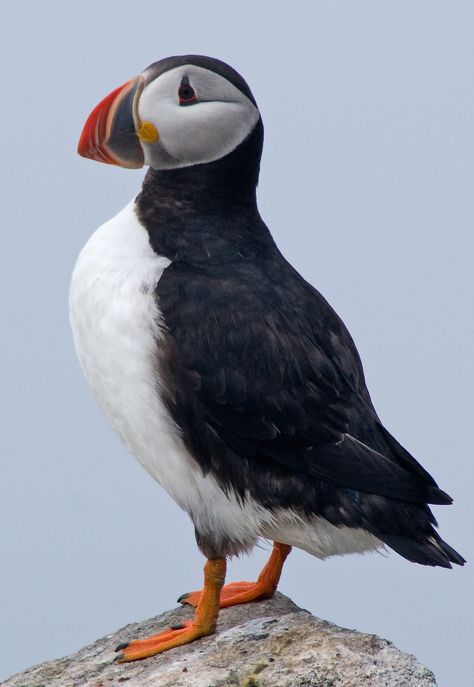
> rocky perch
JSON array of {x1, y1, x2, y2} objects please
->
[{"x1": 2, "y1": 594, "x2": 437, "y2": 687}]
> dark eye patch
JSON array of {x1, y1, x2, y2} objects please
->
[{"x1": 178, "y1": 76, "x2": 198, "y2": 106}]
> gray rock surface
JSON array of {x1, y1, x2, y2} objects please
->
[{"x1": 2, "y1": 593, "x2": 437, "y2": 687}]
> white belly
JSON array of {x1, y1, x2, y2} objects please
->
[
  {"x1": 70, "y1": 201, "x2": 175, "y2": 479},
  {"x1": 69, "y1": 200, "x2": 381, "y2": 560}
]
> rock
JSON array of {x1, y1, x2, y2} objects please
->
[{"x1": 2, "y1": 593, "x2": 437, "y2": 687}]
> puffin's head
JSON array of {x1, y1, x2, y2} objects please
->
[{"x1": 78, "y1": 55, "x2": 261, "y2": 171}]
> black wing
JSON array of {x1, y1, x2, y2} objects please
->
[{"x1": 156, "y1": 253, "x2": 450, "y2": 507}]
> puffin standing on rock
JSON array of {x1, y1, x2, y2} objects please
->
[{"x1": 70, "y1": 55, "x2": 464, "y2": 662}]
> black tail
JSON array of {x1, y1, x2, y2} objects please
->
[{"x1": 383, "y1": 531, "x2": 466, "y2": 569}]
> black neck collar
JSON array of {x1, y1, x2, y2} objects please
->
[{"x1": 136, "y1": 120, "x2": 272, "y2": 263}]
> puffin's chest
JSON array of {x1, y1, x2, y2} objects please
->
[{"x1": 69, "y1": 202, "x2": 176, "y2": 478}]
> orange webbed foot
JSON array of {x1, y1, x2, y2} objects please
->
[
  {"x1": 114, "y1": 620, "x2": 207, "y2": 662},
  {"x1": 114, "y1": 556, "x2": 227, "y2": 663},
  {"x1": 178, "y1": 579, "x2": 274, "y2": 609}
]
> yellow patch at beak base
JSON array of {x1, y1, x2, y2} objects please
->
[{"x1": 137, "y1": 121, "x2": 159, "y2": 143}]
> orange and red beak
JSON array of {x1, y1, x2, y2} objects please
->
[{"x1": 78, "y1": 76, "x2": 146, "y2": 169}]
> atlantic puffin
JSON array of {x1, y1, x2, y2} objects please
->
[{"x1": 70, "y1": 55, "x2": 464, "y2": 662}]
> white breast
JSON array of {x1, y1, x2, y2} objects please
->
[
  {"x1": 69, "y1": 200, "x2": 382, "y2": 560},
  {"x1": 69, "y1": 200, "x2": 171, "y2": 471}
]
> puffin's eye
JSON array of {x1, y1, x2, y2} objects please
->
[{"x1": 178, "y1": 78, "x2": 198, "y2": 106}]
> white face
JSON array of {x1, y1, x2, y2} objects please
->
[{"x1": 137, "y1": 65, "x2": 260, "y2": 170}]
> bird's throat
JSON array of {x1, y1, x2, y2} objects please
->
[{"x1": 135, "y1": 121, "x2": 272, "y2": 263}]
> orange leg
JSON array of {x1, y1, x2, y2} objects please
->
[
  {"x1": 178, "y1": 541, "x2": 291, "y2": 610},
  {"x1": 115, "y1": 557, "x2": 226, "y2": 662}
]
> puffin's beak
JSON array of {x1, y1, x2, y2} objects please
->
[{"x1": 78, "y1": 76, "x2": 146, "y2": 169}]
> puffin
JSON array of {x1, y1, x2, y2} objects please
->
[{"x1": 70, "y1": 55, "x2": 465, "y2": 663}]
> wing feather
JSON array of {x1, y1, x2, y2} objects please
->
[{"x1": 157, "y1": 257, "x2": 448, "y2": 506}]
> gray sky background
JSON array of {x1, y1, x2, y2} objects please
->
[{"x1": 1, "y1": 2, "x2": 473, "y2": 685}]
